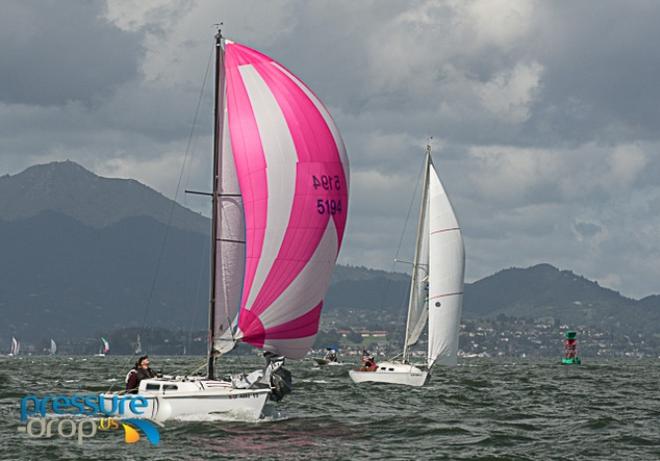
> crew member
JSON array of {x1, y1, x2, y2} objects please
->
[{"x1": 125, "y1": 355, "x2": 156, "y2": 394}]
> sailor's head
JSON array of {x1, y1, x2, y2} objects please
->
[{"x1": 137, "y1": 355, "x2": 150, "y2": 369}]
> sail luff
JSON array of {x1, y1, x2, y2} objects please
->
[
  {"x1": 403, "y1": 150, "x2": 431, "y2": 361},
  {"x1": 427, "y1": 157, "x2": 465, "y2": 368}
]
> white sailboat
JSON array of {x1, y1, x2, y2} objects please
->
[
  {"x1": 101, "y1": 28, "x2": 349, "y2": 422},
  {"x1": 9, "y1": 337, "x2": 20, "y2": 356},
  {"x1": 50, "y1": 338, "x2": 57, "y2": 355},
  {"x1": 95, "y1": 337, "x2": 110, "y2": 357},
  {"x1": 134, "y1": 334, "x2": 142, "y2": 355},
  {"x1": 349, "y1": 144, "x2": 464, "y2": 387}
]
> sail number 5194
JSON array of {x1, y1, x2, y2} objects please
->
[
  {"x1": 317, "y1": 199, "x2": 342, "y2": 215},
  {"x1": 312, "y1": 175, "x2": 343, "y2": 215}
]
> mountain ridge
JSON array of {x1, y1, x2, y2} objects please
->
[
  {"x1": 0, "y1": 161, "x2": 658, "y2": 341},
  {"x1": 0, "y1": 160, "x2": 209, "y2": 235}
]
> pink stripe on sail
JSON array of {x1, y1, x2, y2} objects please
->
[
  {"x1": 243, "y1": 58, "x2": 347, "y2": 318},
  {"x1": 225, "y1": 44, "x2": 269, "y2": 311},
  {"x1": 262, "y1": 301, "x2": 322, "y2": 340},
  {"x1": 237, "y1": 309, "x2": 266, "y2": 348},
  {"x1": 258, "y1": 61, "x2": 348, "y2": 245},
  {"x1": 239, "y1": 302, "x2": 323, "y2": 348}
]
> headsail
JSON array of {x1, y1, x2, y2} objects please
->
[
  {"x1": 427, "y1": 159, "x2": 465, "y2": 367},
  {"x1": 50, "y1": 339, "x2": 57, "y2": 355},
  {"x1": 403, "y1": 154, "x2": 431, "y2": 360},
  {"x1": 224, "y1": 42, "x2": 349, "y2": 359}
]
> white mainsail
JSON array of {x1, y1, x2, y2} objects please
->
[
  {"x1": 403, "y1": 156, "x2": 431, "y2": 359},
  {"x1": 50, "y1": 339, "x2": 57, "y2": 355},
  {"x1": 212, "y1": 100, "x2": 245, "y2": 355},
  {"x1": 427, "y1": 158, "x2": 465, "y2": 368}
]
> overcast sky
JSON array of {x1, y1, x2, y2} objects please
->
[{"x1": 1, "y1": 0, "x2": 659, "y2": 298}]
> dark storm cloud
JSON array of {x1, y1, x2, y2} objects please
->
[
  {"x1": 573, "y1": 221, "x2": 602, "y2": 239},
  {"x1": 524, "y1": 1, "x2": 660, "y2": 146},
  {"x1": 1, "y1": 0, "x2": 659, "y2": 297},
  {"x1": 0, "y1": 0, "x2": 144, "y2": 106}
]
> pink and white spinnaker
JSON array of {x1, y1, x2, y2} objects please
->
[{"x1": 213, "y1": 41, "x2": 349, "y2": 359}]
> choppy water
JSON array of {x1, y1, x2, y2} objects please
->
[{"x1": 1, "y1": 356, "x2": 659, "y2": 460}]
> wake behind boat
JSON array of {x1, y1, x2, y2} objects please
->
[
  {"x1": 102, "y1": 28, "x2": 349, "y2": 422},
  {"x1": 349, "y1": 144, "x2": 464, "y2": 387}
]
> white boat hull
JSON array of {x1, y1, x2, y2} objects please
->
[
  {"x1": 101, "y1": 378, "x2": 271, "y2": 422},
  {"x1": 348, "y1": 361, "x2": 428, "y2": 387}
]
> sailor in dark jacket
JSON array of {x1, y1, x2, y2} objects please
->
[{"x1": 125, "y1": 355, "x2": 156, "y2": 394}]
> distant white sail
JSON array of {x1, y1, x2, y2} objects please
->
[
  {"x1": 50, "y1": 339, "x2": 57, "y2": 355},
  {"x1": 427, "y1": 159, "x2": 465, "y2": 367},
  {"x1": 135, "y1": 334, "x2": 142, "y2": 354},
  {"x1": 10, "y1": 337, "x2": 19, "y2": 355}
]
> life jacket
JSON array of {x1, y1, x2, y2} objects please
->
[{"x1": 125, "y1": 368, "x2": 138, "y2": 384}]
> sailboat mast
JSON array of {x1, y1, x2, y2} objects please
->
[
  {"x1": 208, "y1": 28, "x2": 226, "y2": 380},
  {"x1": 402, "y1": 145, "x2": 432, "y2": 362}
]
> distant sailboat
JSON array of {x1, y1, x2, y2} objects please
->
[
  {"x1": 9, "y1": 337, "x2": 20, "y2": 356},
  {"x1": 101, "y1": 28, "x2": 348, "y2": 421},
  {"x1": 96, "y1": 337, "x2": 110, "y2": 357},
  {"x1": 350, "y1": 144, "x2": 464, "y2": 387},
  {"x1": 314, "y1": 347, "x2": 344, "y2": 366},
  {"x1": 134, "y1": 334, "x2": 142, "y2": 355},
  {"x1": 50, "y1": 339, "x2": 57, "y2": 355}
]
